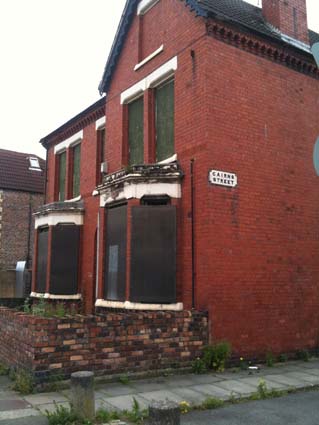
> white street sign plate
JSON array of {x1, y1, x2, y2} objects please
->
[{"x1": 209, "y1": 169, "x2": 237, "y2": 188}]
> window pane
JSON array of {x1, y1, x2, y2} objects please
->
[
  {"x1": 72, "y1": 144, "x2": 81, "y2": 198},
  {"x1": 58, "y1": 151, "x2": 66, "y2": 201},
  {"x1": 156, "y1": 79, "x2": 174, "y2": 162},
  {"x1": 128, "y1": 97, "x2": 144, "y2": 165}
]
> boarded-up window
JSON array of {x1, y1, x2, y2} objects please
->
[
  {"x1": 72, "y1": 144, "x2": 81, "y2": 198},
  {"x1": 104, "y1": 205, "x2": 127, "y2": 301},
  {"x1": 128, "y1": 97, "x2": 144, "y2": 165},
  {"x1": 96, "y1": 128, "x2": 106, "y2": 185},
  {"x1": 50, "y1": 224, "x2": 80, "y2": 295},
  {"x1": 35, "y1": 227, "x2": 48, "y2": 293},
  {"x1": 130, "y1": 206, "x2": 176, "y2": 303},
  {"x1": 155, "y1": 79, "x2": 174, "y2": 162},
  {"x1": 58, "y1": 151, "x2": 66, "y2": 201}
]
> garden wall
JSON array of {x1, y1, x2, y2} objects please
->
[{"x1": 0, "y1": 307, "x2": 208, "y2": 382}]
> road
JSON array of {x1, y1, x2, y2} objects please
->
[{"x1": 182, "y1": 390, "x2": 319, "y2": 425}]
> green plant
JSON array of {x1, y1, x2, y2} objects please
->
[
  {"x1": 0, "y1": 363, "x2": 9, "y2": 376},
  {"x1": 55, "y1": 303, "x2": 66, "y2": 318},
  {"x1": 11, "y1": 369, "x2": 34, "y2": 394},
  {"x1": 46, "y1": 403, "x2": 82, "y2": 425},
  {"x1": 278, "y1": 353, "x2": 288, "y2": 363},
  {"x1": 296, "y1": 349, "x2": 310, "y2": 362},
  {"x1": 266, "y1": 351, "x2": 274, "y2": 367},
  {"x1": 123, "y1": 397, "x2": 149, "y2": 424},
  {"x1": 119, "y1": 374, "x2": 130, "y2": 385},
  {"x1": 202, "y1": 342, "x2": 231, "y2": 372},
  {"x1": 23, "y1": 297, "x2": 32, "y2": 314},
  {"x1": 201, "y1": 397, "x2": 224, "y2": 409},
  {"x1": 192, "y1": 357, "x2": 207, "y2": 374},
  {"x1": 95, "y1": 408, "x2": 120, "y2": 423},
  {"x1": 179, "y1": 401, "x2": 191, "y2": 414},
  {"x1": 257, "y1": 378, "x2": 268, "y2": 398},
  {"x1": 31, "y1": 295, "x2": 47, "y2": 316},
  {"x1": 239, "y1": 356, "x2": 248, "y2": 370}
]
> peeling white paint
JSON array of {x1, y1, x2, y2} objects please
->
[{"x1": 95, "y1": 299, "x2": 183, "y2": 311}]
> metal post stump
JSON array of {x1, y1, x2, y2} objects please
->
[
  {"x1": 70, "y1": 371, "x2": 95, "y2": 421},
  {"x1": 148, "y1": 400, "x2": 180, "y2": 425}
]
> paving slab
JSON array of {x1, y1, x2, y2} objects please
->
[
  {"x1": 138, "y1": 389, "x2": 184, "y2": 404},
  {"x1": 171, "y1": 387, "x2": 209, "y2": 405},
  {"x1": 214, "y1": 379, "x2": 256, "y2": 395},
  {"x1": 184, "y1": 374, "x2": 223, "y2": 385},
  {"x1": 130, "y1": 380, "x2": 169, "y2": 393},
  {"x1": 237, "y1": 376, "x2": 285, "y2": 391},
  {"x1": 23, "y1": 392, "x2": 68, "y2": 405},
  {"x1": 191, "y1": 384, "x2": 234, "y2": 400},
  {"x1": 97, "y1": 383, "x2": 137, "y2": 397},
  {"x1": 166, "y1": 376, "x2": 201, "y2": 388},
  {"x1": 0, "y1": 408, "x2": 42, "y2": 421},
  {"x1": 104, "y1": 394, "x2": 149, "y2": 411},
  {"x1": 36, "y1": 401, "x2": 70, "y2": 415},
  {"x1": 0, "y1": 390, "x2": 22, "y2": 400},
  {"x1": 0, "y1": 416, "x2": 48, "y2": 425},
  {"x1": 0, "y1": 399, "x2": 31, "y2": 412},
  {"x1": 285, "y1": 371, "x2": 319, "y2": 385},
  {"x1": 264, "y1": 374, "x2": 306, "y2": 388}
]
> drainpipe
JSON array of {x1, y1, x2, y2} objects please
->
[
  {"x1": 190, "y1": 159, "x2": 196, "y2": 309},
  {"x1": 26, "y1": 193, "x2": 32, "y2": 269},
  {"x1": 44, "y1": 149, "x2": 48, "y2": 204}
]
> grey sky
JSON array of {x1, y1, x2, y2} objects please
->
[{"x1": 0, "y1": 0, "x2": 318, "y2": 159}]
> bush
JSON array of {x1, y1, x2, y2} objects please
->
[
  {"x1": 202, "y1": 342, "x2": 231, "y2": 372},
  {"x1": 192, "y1": 357, "x2": 207, "y2": 374},
  {"x1": 11, "y1": 369, "x2": 34, "y2": 395}
]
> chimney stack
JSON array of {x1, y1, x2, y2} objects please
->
[{"x1": 262, "y1": 0, "x2": 309, "y2": 45}]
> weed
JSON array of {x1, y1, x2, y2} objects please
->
[
  {"x1": 202, "y1": 342, "x2": 231, "y2": 372},
  {"x1": 192, "y1": 357, "x2": 207, "y2": 374},
  {"x1": 179, "y1": 400, "x2": 191, "y2": 414},
  {"x1": 23, "y1": 297, "x2": 32, "y2": 314},
  {"x1": 278, "y1": 353, "x2": 288, "y2": 363},
  {"x1": 257, "y1": 378, "x2": 268, "y2": 398},
  {"x1": 266, "y1": 351, "x2": 275, "y2": 367},
  {"x1": 239, "y1": 357, "x2": 248, "y2": 370},
  {"x1": 296, "y1": 349, "x2": 310, "y2": 362},
  {"x1": 95, "y1": 408, "x2": 120, "y2": 423},
  {"x1": 55, "y1": 303, "x2": 67, "y2": 318},
  {"x1": 45, "y1": 403, "x2": 82, "y2": 425},
  {"x1": 123, "y1": 397, "x2": 149, "y2": 424},
  {"x1": 201, "y1": 396, "x2": 224, "y2": 409},
  {"x1": 11, "y1": 369, "x2": 34, "y2": 395},
  {"x1": 119, "y1": 374, "x2": 130, "y2": 385},
  {"x1": 0, "y1": 363, "x2": 9, "y2": 376}
]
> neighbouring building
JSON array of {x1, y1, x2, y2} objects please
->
[
  {"x1": 32, "y1": 0, "x2": 319, "y2": 358},
  {"x1": 0, "y1": 149, "x2": 45, "y2": 297}
]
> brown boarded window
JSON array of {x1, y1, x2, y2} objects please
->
[
  {"x1": 72, "y1": 143, "x2": 81, "y2": 198},
  {"x1": 155, "y1": 79, "x2": 174, "y2": 162},
  {"x1": 128, "y1": 97, "x2": 144, "y2": 165},
  {"x1": 50, "y1": 224, "x2": 80, "y2": 295},
  {"x1": 130, "y1": 205, "x2": 176, "y2": 303},
  {"x1": 58, "y1": 151, "x2": 66, "y2": 201},
  {"x1": 35, "y1": 227, "x2": 49, "y2": 293}
]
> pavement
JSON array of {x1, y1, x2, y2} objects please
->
[{"x1": 1, "y1": 359, "x2": 319, "y2": 424}]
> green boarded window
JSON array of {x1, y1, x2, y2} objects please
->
[
  {"x1": 72, "y1": 144, "x2": 81, "y2": 198},
  {"x1": 128, "y1": 97, "x2": 144, "y2": 165},
  {"x1": 58, "y1": 151, "x2": 66, "y2": 201},
  {"x1": 155, "y1": 79, "x2": 174, "y2": 162}
]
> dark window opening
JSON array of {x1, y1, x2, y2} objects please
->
[
  {"x1": 35, "y1": 227, "x2": 49, "y2": 293},
  {"x1": 104, "y1": 204, "x2": 127, "y2": 301},
  {"x1": 141, "y1": 195, "x2": 171, "y2": 206},
  {"x1": 50, "y1": 224, "x2": 80, "y2": 295},
  {"x1": 128, "y1": 96, "x2": 144, "y2": 165},
  {"x1": 96, "y1": 128, "x2": 106, "y2": 185},
  {"x1": 130, "y1": 205, "x2": 176, "y2": 304}
]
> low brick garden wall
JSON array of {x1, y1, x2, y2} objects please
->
[{"x1": 0, "y1": 307, "x2": 208, "y2": 382}]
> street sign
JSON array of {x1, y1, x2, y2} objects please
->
[{"x1": 209, "y1": 169, "x2": 237, "y2": 188}]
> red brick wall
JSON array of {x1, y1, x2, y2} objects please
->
[
  {"x1": 0, "y1": 190, "x2": 44, "y2": 270},
  {"x1": 0, "y1": 307, "x2": 208, "y2": 381}
]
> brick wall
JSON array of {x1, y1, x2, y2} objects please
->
[
  {"x1": 0, "y1": 190, "x2": 44, "y2": 270},
  {"x1": 0, "y1": 307, "x2": 208, "y2": 381}
]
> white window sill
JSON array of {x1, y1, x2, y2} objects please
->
[
  {"x1": 95, "y1": 299, "x2": 183, "y2": 311},
  {"x1": 31, "y1": 292, "x2": 82, "y2": 300},
  {"x1": 134, "y1": 45, "x2": 164, "y2": 71}
]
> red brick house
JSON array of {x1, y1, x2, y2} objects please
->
[
  {"x1": 0, "y1": 149, "x2": 45, "y2": 296},
  {"x1": 32, "y1": 0, "x2": 319, "y2": 358}
]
